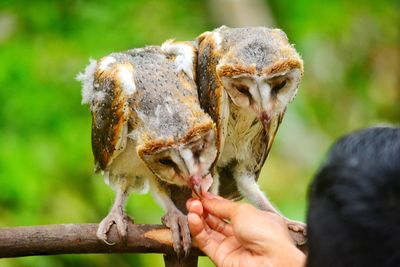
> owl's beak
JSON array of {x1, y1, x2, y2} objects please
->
[
  {"x1": 189, "y1": 174, "x2": 202, "y2": 196},
  {"x1": 260, "y1": 112, "x2": 271, "y2": 129},
  {"x1": 189, "y1": 174, "x2": 213, "y2": 197}
]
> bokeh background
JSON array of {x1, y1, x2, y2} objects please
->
[{"x1": 0, "y1": 0, "x2": 398, "y2": 266}]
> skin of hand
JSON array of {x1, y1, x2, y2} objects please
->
[{"x1": 186, "y1": 193, "x2": 306, "y2": 267}]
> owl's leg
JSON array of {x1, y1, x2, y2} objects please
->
[
  {"x1": 234, "y1": 171, "x2": 280, "y2": 212},
  {"x1": 97, "y1": 187, "x2": 132, "y2": 245},
  {"x1": 234, "y1": 169, "x2": 307, "y2": 245},
  {"x1": 149, "y1": 178, "x2": 191, "y2": 258}
]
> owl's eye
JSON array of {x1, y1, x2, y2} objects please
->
[
  {"x1": 158, "y1": 158, "x2": 176, "y2": 167},
  {"x1": 236, "y1": 85, "x2": 251, "y2": 98},
  {"x1": 271, "y1": 80, "x2": 287, "y2": 94},
  {"x1": 193, "y1": 143, "x2": 205, "y2": 158}
]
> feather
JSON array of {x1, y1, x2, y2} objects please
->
[
  {"x1": 161, "y1": 39, "x2": 196, "y2": 80},
  {"x1": 76, "y1": 58, "x2": 97, "y2": 105}
]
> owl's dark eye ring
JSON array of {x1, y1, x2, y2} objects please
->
[
  {"x1": 272, "y1": 80, "x2": 287, "y2": 94},
  {"x1": 236, "y1": 85, "x2": 251, "y2": 98},
  {"x1": 159, "y1": 158, "x2": 176, "y2": 167},
  {"x1": 193, "y1": 143, "x2": 205, "y2": 158}
]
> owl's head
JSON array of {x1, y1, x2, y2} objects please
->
[
  {"x1": 207, "y1": 26, "x2": 304, "y2": 127},
  {"x1": 139, "y1": 123, "x2": 217, "y2": 196}
]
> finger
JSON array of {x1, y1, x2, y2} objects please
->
[
  {"x1": 187, "y1": 209, "x2": 221, "y2": 239},
  {"x1": 205, "y1": 213, "x2": 234, "y2": 237},
  {"x1": 186, "y1": 198, "x2": 194, "y2": 210},
  {"x1": 187, "y1": 199, "x2": 204, "y2": 216},
  {"x1": 188, "y1": 213, "x2": 224, "y2": 259},
  {"x1": 201, "y1": 198, "x2": 242, "y2": 221},
  {"x1": 186, "y1": 200, "x2": 228, "y2": 240},
  {"x1": 186, "y1": 198, "x2": 198, "y2": 211},
  {"x1": 199, "y1": 213, "x2": 229, "y2": 243}
]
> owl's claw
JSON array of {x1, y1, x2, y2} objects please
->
[
  {"x1": 97, "y1": 206, "x2": 133, "y2": 245},
  {"x1": 286, "y1": 219, "x2": 307, "y2": 246},
  {"x1": 162, "y1": 210, "x2": 191, "y2": 258}
]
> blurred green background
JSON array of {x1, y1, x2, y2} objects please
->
[{"x1": 0, "y1": 0, "x2": 398, "y2": 266}]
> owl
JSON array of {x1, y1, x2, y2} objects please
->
[
  {"x1": 196, "y1": 26, "x2": 306, "y2": 243},
  {"x1": 77, "y1": 41, "x2": 217, "y2": 256}
]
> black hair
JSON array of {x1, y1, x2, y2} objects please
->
[{"x1": 306, "y1": 126, "x2": 400, "y2": 267}]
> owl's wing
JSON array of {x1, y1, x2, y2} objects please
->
[
  {"x1": 79, "y1": 58, "x2": 133, "y2": 172},
  {"x1": 218, "y1": 112, "x2": 285, "y2": 200},
  {"x1": 217, "y1": 160, "x2": 242, "y2": 201},
  {"x1": 196, "y1": 32, "x2": 230, "y2": 161},
  {"x1": 254, "y1": 111, "x2": 285, "y2": 178}
]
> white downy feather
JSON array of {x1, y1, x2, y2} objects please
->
[
  {"x1": 161, "y1": 40, "x2": 195, "y2": 79},
  {"x1": 76, "y1": 58, "x2": 97, "y2": 105}
]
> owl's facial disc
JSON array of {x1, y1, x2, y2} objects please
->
[
  {"x1": 143, "y1": 150, "x2": 187, "y2": 186},
  {"x1": 221, "y1": 68, "x2": 301, "y2": 128},
  {"x1": 144, "y1": 129, "x2": 217, "y2": 192},
  {"x1": 178, "y1": 129, "x2": 217, "y2": 195}
]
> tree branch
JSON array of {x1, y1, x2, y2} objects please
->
[{"x1": 0, "y1": 223, "x2": 203, "y2": 258}]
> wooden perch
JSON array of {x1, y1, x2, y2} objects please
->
[
  {"x1": 0, "y1": 222, "x2": 307, "y2": 267},
  {"x1": 0, "y1": 222, "x2": 203, "y2": 258}
]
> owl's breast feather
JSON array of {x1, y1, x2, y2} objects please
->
[{"x1": 218, "y1": 104, "x2": 264, "y2": 167}]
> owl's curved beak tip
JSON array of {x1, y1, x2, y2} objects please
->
[
  {"x1": 189, "y1": 175, "x2": 202, "y2": 196},
  {"x1": 189, "y1": 174, "x2": 213, "y2": 197},
  {"x1": 260, "y1": 112, "x2": 271, "y2": 128}
]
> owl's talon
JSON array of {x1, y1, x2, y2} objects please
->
[
  {"x1": 102, "y1": 238, "x2": 116, "y2": 246},
  {"x1": 162, "y1": 210, "x2": 192, "y2": 257},
  {"x1": 286, "y1": 219, "x2": 307, "y2": 234},
  {"x1": 180, "y1": 215, "x2": 192, "y2": 258},
  {"x1": 286, "y1": 219, "x2": 307, "y2": 245},
  {"x1": 97, "y1": 206, "x2": 132, "y2": 245}
]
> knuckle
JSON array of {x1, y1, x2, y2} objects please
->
[{"x1": 215, "y1": 221, "x2": 226, "y2": 232}]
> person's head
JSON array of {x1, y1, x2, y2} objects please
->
[{"x1": 307, "y1": 126, "x2": 400, "y2": 267}]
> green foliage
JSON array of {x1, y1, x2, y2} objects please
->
[{"x1": 0, "y1": 0, "x2": 398, "y2": 266}]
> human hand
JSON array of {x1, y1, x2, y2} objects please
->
[{"x1": 186, "y1": 194, "x2": 305, "y2": 267}]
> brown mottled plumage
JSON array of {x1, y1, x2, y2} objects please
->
[
  {"x1": 196, "y1": 26, "x2": 306, "y2": 244},
  {"x1": 78, "y1": 42, "x2": 217, "y2": 256}
]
